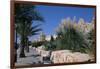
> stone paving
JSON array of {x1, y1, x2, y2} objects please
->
[{"x1": 15, "y1": 47, "x2": 51, "y2": 66}]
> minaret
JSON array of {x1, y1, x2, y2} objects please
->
[{"x1": 39, "y1": 31, "x2": 46, "y2": 41}]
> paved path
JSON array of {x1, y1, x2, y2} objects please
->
[
  {"x1": 15, "y1": 47, "x2": 44, "y2": 66},
  {"x1": 15, "y1": 47, "x2": 94, "y2": 66}
]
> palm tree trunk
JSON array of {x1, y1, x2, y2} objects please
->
[
  {"x1": 19, "y1": 35, "x2": 25, "y2": 57},
  {"x1": 25, "y1": 38, "x2": 29, "y2": 52},
  {"x1": 19, "y1": 45, "x2": 25, "y2": 57},
  {"x1": 26, "y1": 44, "x2": 29, "y2": 52}
]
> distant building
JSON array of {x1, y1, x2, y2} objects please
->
[
  {"x1": 32, "y1": 32, "x2": 57, "y2": 42},
  {"x1": 39, "y1": 32, "x2": 46, "y2": 41},
  {"x1": 45, "y1": 34, "x2": 57, "y2": 41},
  {"x1": 38, "y1": 34, "x2": 57, "y2": 42}
]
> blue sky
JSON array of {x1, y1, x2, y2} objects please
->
[{"x1": 30, "y1": 5, "x2": 95, "y2": 41}]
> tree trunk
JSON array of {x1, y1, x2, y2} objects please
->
[
  {"x1": 25, "y1": 38, "x2": 29, "y2": 52},
  {"x1": 19, "y1": 45, "x2": 25, "y2": 57},
  {"x1": 26, "y1": 43, "x2": 29, "y2": 52},
  {"x1": 25, "y1": 46, "x2": 29, "y2": 52},
  {"x1": 19, "y1": 35, "x2": 26, "y2": 58}
]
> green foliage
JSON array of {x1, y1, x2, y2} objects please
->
[
  {"x1": 15, "y1": 3, "x2": 44, "y2": 24},
  {"x1": 55, "y1": 27, "x2": 88, "y2": 53},
  {"x1": 43, "y1": 26, "x2": 89, "y2": 53},
  {"x1": 32, "y1": 41, "x2": 45, "y2": 48},
  {"x1": 15, "y1": 3, "x2": 44, "y2": 57},
  {"x1": 44, "y1": 42, "x2": 56, "y2": 51},
  {"x1": 86, "y1": 29, "x2": 95, "y2": 55},
  {"x1": 44, "y1": 36, "x2": 56, "y2": 51}
]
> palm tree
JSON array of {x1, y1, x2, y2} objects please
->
[
  {"x1": 14, "y1": 3, "x2": 44, "y2": 57},
  {"x1": 24, "y1": 23, "x2": 42, "y2": 52}
]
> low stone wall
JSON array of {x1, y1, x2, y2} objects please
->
[{"x1": 50, "y1": 50, "x2": 92, "y2": 63}]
